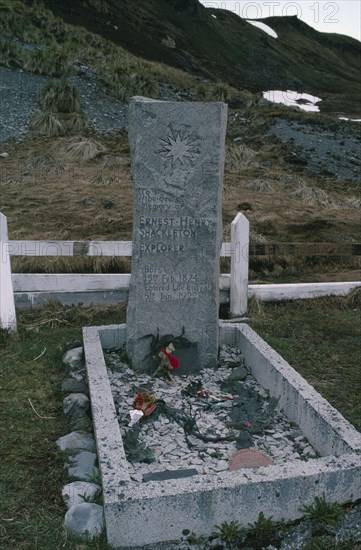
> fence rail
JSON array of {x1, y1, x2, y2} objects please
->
[
  {"x1": 7, "y1": 241, "x2": 361, "y2": 258},
  {"x1": 249, "y1": 243, "x2": 361, "y2": 257}
]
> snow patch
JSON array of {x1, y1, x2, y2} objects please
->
[
  {"x1": 263, "y1": 90, "x2": 322, "y2": 112},
  {"x1": 339, "y1": 117, "x2": 361, "y2": 123},
  {"x1": 247, "y1": 20, "x2": 278, "y2": 39},
  {"x1": 211, "y1": 14, "x2": 217, "y2": 19}
]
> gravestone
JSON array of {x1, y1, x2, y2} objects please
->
[{"x1": 126, "y1": 97, "x2": 227, "y2": 372}]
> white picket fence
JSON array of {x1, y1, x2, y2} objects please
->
[
  {"x1": 0, "y1": 213, "x2": 17, "y2": 332},
  {"x1": 0, "y1": 212, "x2": 250, "y2": 328},
  {"x1": 1, "y1": 211, "x2": 360, "y2": 332}
]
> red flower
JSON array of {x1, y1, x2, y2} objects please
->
[{"x1": 160, "y1": 349, "x2": 179, "y2": 369}]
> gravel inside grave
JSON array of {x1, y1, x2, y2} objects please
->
[{"x1": 105, "y1": 345, "x2": 319, "y2": 483}]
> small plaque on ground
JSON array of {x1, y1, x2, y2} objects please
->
[
  {"x1": 142, "y1": 468, "x2": 198, "y2": 482},
  {"x1": 229, "y1": 449, "x2": 274, "y2": 470}
]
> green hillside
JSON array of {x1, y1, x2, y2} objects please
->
[{"x1": 32, "y1": 0, "x2": 361, "y2": 113}]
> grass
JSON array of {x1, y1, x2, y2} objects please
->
[
  {"x1": 29, "y1": 112, "x2": 66, "y2": 137},
  {"x1": 39, "y1": 79, "x2": 81, "y2": 113},
  {"x1": 0, "y1": 0, "x2": 241, "y2": 104},
  {"x1": 25, "y1": 43, "x2": 76, "y2": 77},
  {"x1": 57, "y1": 137, "x2": 106, "y2": 161},
  {"x1": 29, "y1": 112, "x2": 89, "y2": 137},
  {"x1": 300, "y1": 494, "x2": 344, "y2": 530},
  {"x1": 0, "y1": 304, "x2": 125, "y2": 550},
  {"x1": 94, "y1": 55, "x2": 160, "y2": 101},
  {"x1": 249, "y1": 293, "x2": 361, "y2": 431},
  {"x1": 0, "y1": 2, "x2": 359, "y2": 548},
  {"x1": 0, "y1": 0, "x2": 360, "y2": 119},
  {"x1": 0, "y1": 38, "x2": 25, "y2": 68},
  {"x1": 29, "y1": 80, "x2": 88, "y2": 137}
]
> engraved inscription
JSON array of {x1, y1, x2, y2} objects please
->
[
  {"x1": 140, "y1": 189, "x2": 180, "y2": 211},
  {"x1": 140, "y1": 243, "x2": 185, "y2": 254},
  {"x1": 142, "y1": 267, "x2": 212, "y2": 302},
  {"x1": 138, "y1": 216, "x2": 214, "y2": 253}
]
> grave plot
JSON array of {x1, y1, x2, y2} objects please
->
[
  {"x1": 84, "y1": 322, "x2": 361, "y2": 549},
  {"x1": 105, "y1": 344, "x2": 319, "y2": 482}
]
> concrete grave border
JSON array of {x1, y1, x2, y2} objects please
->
[{"x1": 83, "y1": 322, "x2": 361, "y2": 549}]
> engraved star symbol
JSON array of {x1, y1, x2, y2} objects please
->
[{"x1": 160, "y1": 132, "x2": 199, "y2": 165}]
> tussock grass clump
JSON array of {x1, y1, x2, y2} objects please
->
[
  {"x1": 31, "y1": 80, "x2": 88, "y2": 137},
  {"x1": 210, "y1": 81, "x2": 233, "y2": 102},
  {"x1": 25, "y1": 154, "x2": 65, "y2": 174},
  {"x1": 225, "y1": 144, "x2": 258, "y2": 171},
  {"x1": 39, "y1": 79, "x2": 81, "y2": 113},
  {"x1": 107, "y1": 70, "x2": 159, "y2": 101},
  {"x1": 0, "y1": 38, "x2": 25, "y2": 68},
  {"x1": 279, "y1": 174, "x2": 306, "y2": 188},
  {"x1": 61, "y1": 112, "x2": 89, "y2": 134},
  {"x1": 93, "y1": 54, "x2": 159, "y2": 101},
  {"x1": 340, "y1": 196, "x2": 361, "y2": 209},
  {"x1": 29, "y1": 112, "x2": 65, "y2": 137},
  {"x1": 197, "y1": 81, "x2": 258, "y2": 106},
  {"x1": 56, "y1": 136, "x2": 106, "y2": 161},
  {"x1": 292, "y1": 183, "x2": 336, "y2": 208},
  {"x1": 244, "y1": 179, "x2": 274, "y2": 193},
  {"x1": 89, "y1": 173, "x2": 121, "y2": 186},
  {"x1": 25, "y1": 43, "x2": 76, "y2": 77},
  {"x1": 29, "y1": 112, "x2": 88, "y2": 137},
  {"x1": 101, "y1": 156, "x2": 125, "y2": 170}
]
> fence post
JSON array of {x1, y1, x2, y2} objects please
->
[
  {"x1": 0, "y1": 213, "x2": 17, "y2": 332},
  {"x1": 230, "y1": 212, "x2": 249, "y2": 317}
]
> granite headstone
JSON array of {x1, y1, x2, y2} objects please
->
[{"x1": 126, "y1": 97, "x2": 227, "y2": 372}]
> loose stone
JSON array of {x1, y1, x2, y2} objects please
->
[
  {"x1": 62, "y1": 481, "x2": 102, "y2": 509},
  {"x1": 64, "y1": 503, "x2": 104, "y2": 540},
  {"x1": 71, "y1": 415, "x2": 93, "y2": 433},
  {"x1": 56, "y1": 431, "x2": 96, "y2": 454},
  {"x1": 63, "y1": 347, "x2": 84, "y2": 370},
  {"x1": 65, "y1": 451, "x2": 99, "y2": 482},
  {"x1": 61, "y1": 378, "x2": 87, "y2": 393},
  {"x1": 63, "y1": 393, "x2": 90, "y2": 419}
]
